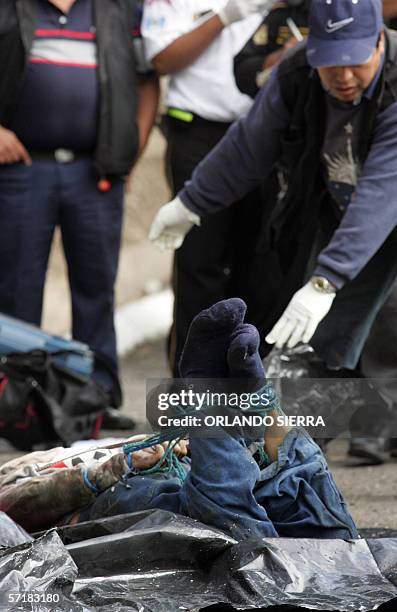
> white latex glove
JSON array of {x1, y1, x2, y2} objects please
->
[
  {"x1": 218, "y1": 0, "x2": 275, "y2": 26},
  {"x1": 149, "y1": 196, "x2": 200, "y2": 251},
  {"x1": 265, "y1": 281, "x2": 336, "y2": 349}
]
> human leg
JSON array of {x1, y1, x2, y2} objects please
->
[
  {"x1": 312, "y1": 228, "x2": 397, "y2": 370},
  {"x1": 217, "y1": 306, "x2": 358, "y2": 540},
  {"x1": 360, "y1": 280, "x2": 397, "y2": 459},
  {"x1": 306, "y1": 228, "x2": 397, "y2": 463},
  {"x1": 179, "y1": 301, "x2": 278, "y2": 540},
  {"x1": 254, "y1": 428, "x2": 359, "y2": 539},
  {"x1": 0, "y1": 162, "x2": 57, "y2": 324},
  {"x1": 59, "y1": 160, "x2": 123, "y2": 396},
  {"x1": 164, "y1": 115, "x2": 239, "y2": 376}
]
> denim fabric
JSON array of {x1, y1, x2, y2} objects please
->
[
  {"x1": 255, "y1": 428, "x2": 358, "y2": 539},
  {"x1": 0, "y1": 160, "x2": 124, "y2": 387},
  {"x1": 85, "y1": 428, "x2": 358, "y2": 541}
]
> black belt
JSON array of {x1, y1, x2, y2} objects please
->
[
  {"x1": 28, "y1": 149, "x2": 114, "y2": 192},
  {"x1": 29, "y1": 149, "x2": 92, "y2": 163}
]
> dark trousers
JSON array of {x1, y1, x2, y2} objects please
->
[
  {"x1": 0, "y1": 159, "x2": 124, "y2": 392},
  {"x1": 164, "y1": 115, "x2": 265, "y2": 376},
  {"x1": 310, "y1": 216, "x2": 397, "y2": 371},
  {"x1": 360, "y1": 280, "x2": 397, "y2": 437},
  {"x1": 303, "y1": 214, "x2": 397, "y2": 438}
]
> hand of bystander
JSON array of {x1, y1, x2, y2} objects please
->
[{"x1": 0, "y1": 126, "x2": 31, "y2": 166}]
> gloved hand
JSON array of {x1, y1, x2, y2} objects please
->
[
  {"x1": 265, "y1": 281, "x2": 336, "y2": 349},
  {"x1": 149, "y1": 196, "x2": 200, "y2": 251},
  {"x1": 218, "y1": 0, "x2": 275, "y2": 26}
]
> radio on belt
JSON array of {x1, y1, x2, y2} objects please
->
[{"x1": 97, "y1": 178, "x2": 112, "y2": 192}]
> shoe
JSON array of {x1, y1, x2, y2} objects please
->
[
  {"x1": 102, "y1": 407, "x2": 136, "y2": 431},
  {"x1": 388, "y1": 438, "x2": 397, "y2": 458},
  {"x1": 348, "y1": 437, "x2": 388, "y2": 465}
]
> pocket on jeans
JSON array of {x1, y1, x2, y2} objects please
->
[{"x1": 0, "y1": 162, "x2": 29, "y2": 185}]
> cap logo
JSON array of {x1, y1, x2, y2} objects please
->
[{"x1": 325, "y1": 17, "x2": 354, "y2": 33}]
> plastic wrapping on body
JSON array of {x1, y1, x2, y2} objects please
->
[{"x1": 1, "y1": 510, "x2": 397, "y2": 611}]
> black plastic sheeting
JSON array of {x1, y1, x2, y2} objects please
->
[{"x1": 1, "y1": 509, "x2": 397, "y2": 612}]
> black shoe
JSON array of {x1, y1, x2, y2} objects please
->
[
  {"x1": 388, "y1": 438, "x2": 397, "y2": 458},
  {"x1": 348, "y1": 437, "x2": 388, "y2": 465},
  {"x1": 102, "y1": 408, "x2": 136, "y2": 431}
]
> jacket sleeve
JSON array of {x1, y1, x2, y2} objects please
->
[
  {"x1": 315, "y1": 101, "x2": 397, "y2": 289},
  {"x1": 133, "y1": 0, "x2": 154, "y2": 74},
  {"x1": 179, "y1": 67, "x2": 290, "y2": 216}
]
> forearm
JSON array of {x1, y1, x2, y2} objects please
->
[
  {"x1": 152, "y1": 14, "x2": 224, "y2": 75},
  {"x1": 135, "y1": 75, "x2": 160, "y2": 158}
]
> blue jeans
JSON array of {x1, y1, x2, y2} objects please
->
[
  {"x1": 0, "y1": 160, "x2": 124, "y2": 388},
  {"x1": 84, "y1": 428, "x2": 358, "y2": 541}
]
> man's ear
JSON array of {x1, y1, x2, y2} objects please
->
[{"x1": 378, "y1": 30, "x2": 385, "y2": 54}]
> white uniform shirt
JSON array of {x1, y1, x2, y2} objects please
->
[{"x1": 142, "y1": 0, "x2": 263, "y2": 122}]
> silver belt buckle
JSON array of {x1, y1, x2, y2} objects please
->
[{"x1": 54, "y1": 148, "x2": 75, "y2": 163}]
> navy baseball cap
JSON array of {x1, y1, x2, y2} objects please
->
[{"x1": 306, "y1": 0, "x2": 383, "y2": 68}]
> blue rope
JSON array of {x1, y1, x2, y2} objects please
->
[
  {"x1": 257, "y1": 445, "x2": 270, "y2": 469},
  {"x1": 124, "y1": 437, "x2": 188, "y2": 483},
  {"x1": 83, "y1": 467, "x2": 101, "y2": 495}
]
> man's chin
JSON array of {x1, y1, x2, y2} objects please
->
[{"x1": 333, "y1": 88, "x2": 361, "y2": 102}]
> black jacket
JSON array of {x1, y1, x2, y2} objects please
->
[
  {"x1": 234, "y1": 0, "x2": 311, "y2": 98},
  {"x1": 252, "y1": 29, "x2": 397, "y2": 338},
  {"x1": 270, "y1": 28, "x2": 397, "y2": 257},
  {"x1": 0, "y1": 0, "x2": 140, "y2": 176}
]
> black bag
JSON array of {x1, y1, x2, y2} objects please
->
[{"x1": 0, "y1": 350, "x2": 109, "y2": 451}]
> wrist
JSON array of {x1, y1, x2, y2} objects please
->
[
  {"x1": 310, "y1": 276, "x2": 337, "y2": 294},
  {"x1": 213, "y1": 12, "x2": 227, "y2": 29},
  {"x1": 175, "y1": 196, "x2": 201, "y2": 226},
  {"x1": 217, "y1": 8, "x2": 232, "y2": 27}
]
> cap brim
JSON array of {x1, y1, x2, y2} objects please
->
[{"x1": 306, "y1": 34, "x2": 378, "y2": 68}]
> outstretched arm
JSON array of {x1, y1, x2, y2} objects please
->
[
  {"x1": 315, "y1": 101, "x2": 397, "y2": 289},
  {"x1": 148, "y1": 67, "x2": 290, "y2": 249}
]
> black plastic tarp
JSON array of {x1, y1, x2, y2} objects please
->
[{"x1": 1, "y1": 509, "x2": 397, "y2": 612}]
